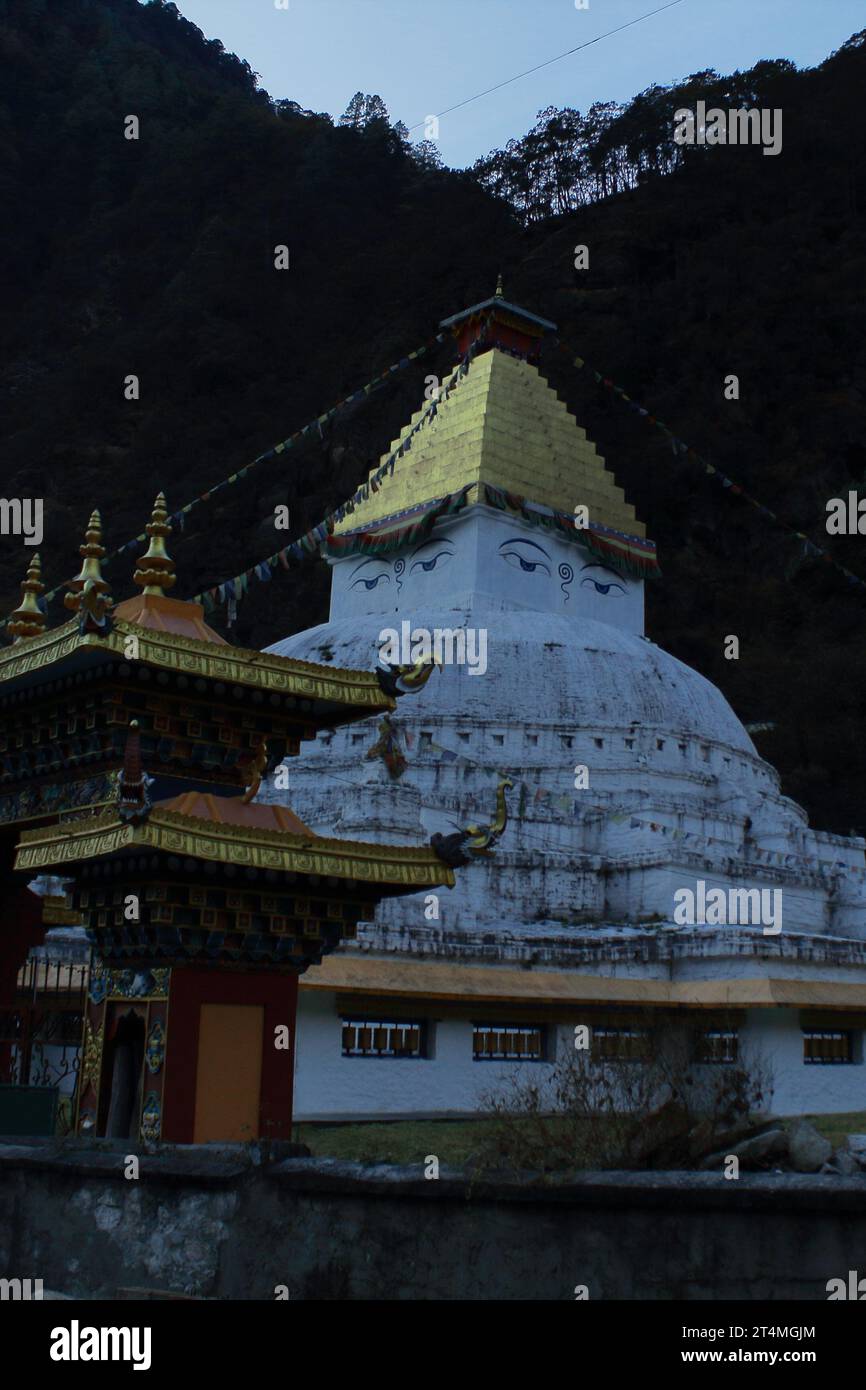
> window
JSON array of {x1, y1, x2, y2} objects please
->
[
  {"x1": 341, "y1": 1018, "x2": 426, "y2": 1058},
  {"x1": 803, "y1": 1030, "x2": 855, "y2": 1065},
  {"x1": 699, "y1": 1030, "x2": 738, "y2": 1064},
  {"x1": 472, "y1": 1024, "x2": 545, "y2": 1061},
  {"x1": 592, "y1": 1026, "x2": 648, "y2": 1061}
]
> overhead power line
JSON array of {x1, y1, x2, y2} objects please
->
[{"x1": 408, "y1": 0, "x2": 687, "y2": 133}]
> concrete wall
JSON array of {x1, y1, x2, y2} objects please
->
[{"x1": 2, "y1": 1140, "x2": 866, "y2": 1301}]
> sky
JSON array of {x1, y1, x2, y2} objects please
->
[{"x1": 170, "y1": 0, "x2": 864, "y2": 168}]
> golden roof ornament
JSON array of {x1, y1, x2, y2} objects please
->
[
  {"x1": 134, "y1": 492, "x2": 176, "y2": 596},
  {"x1": 494, "y1": 273, "x2": 504, "y2": 298},
  {"x1": 431, "y1": 776, "x2": 514, "y2": 867},
  {"x1": 8, "y1": 553, "x2": 46, "y2": 642},
  {"x1": 64, "y1": 510, "x2": 112, "y2": 615}
]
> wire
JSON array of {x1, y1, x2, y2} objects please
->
[{"x1": 407, "y1": 0, "x2": 686, "y2": 133}]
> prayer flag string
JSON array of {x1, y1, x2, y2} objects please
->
[{"x1": 552, "y1": 338, "x2": 866, "y2": 594}]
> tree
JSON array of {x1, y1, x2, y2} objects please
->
[{"x1": 339, "y1": 92, "x2": 391, "y2": 130}]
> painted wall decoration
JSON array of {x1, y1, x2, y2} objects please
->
[{"x1": 329, "y1": 507, "x2": 645, "y2": 635}]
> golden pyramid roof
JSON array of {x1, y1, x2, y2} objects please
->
[{"x1": 334, "y1": 347, "x2": 645, "y2": 538}]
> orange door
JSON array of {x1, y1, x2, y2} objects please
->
[{"x1": 193, "y1": 1004, "x2": 264, "y2": 1143}]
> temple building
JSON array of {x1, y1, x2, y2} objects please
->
[
  {"x1": 0, "y1": 497, "x2": 465, "y2": 1141},
  {"x1": 260, "y1": 287, "x2": 866, "y2": 1119}
]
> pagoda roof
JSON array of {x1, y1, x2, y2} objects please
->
[
  {"x1": 14, "y1": 803, "x2": 456, "y2": 891},
  {"x1": 332, "y1": 348, "x2": 646, "y2": 539},
  {"x1": 0, "y1": 609, "x2": 394, "y2": 721},
  {"x1": 439, "y1": 296, "x2": 556, "y2": 334},
  {"x1": 112, "y1": 593, "x2": 228, "y2": 643},
  {"x1": 156, "y1": 790, "x2": 312, "y2": 836}
]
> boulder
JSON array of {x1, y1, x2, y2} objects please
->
[
  {"x1": 844, "y1": 1134, "x2": 866, "y2": 1155},
  {"x1": 787, "y1": 1119, "x2": 833, "y2": 1173},
  {"x1": 699, "y1": 1127, "x2": 788, "y2": 1171},
  {"x1": 833, "y1": 1150, "x2": 860, "y2": 1176}
]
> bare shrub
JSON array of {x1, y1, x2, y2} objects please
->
[{"x1": 472, "y1": 1011, "x2": 774, "y2": 1174}]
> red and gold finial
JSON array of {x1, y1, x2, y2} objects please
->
[
  {"x1": 134, "y1": 493, "x2": 176, "y2": 596},
  {"x1": 8, "y1": 553, "x2": 46, "y2": 642},
  {"x1": 65, "y1": 509, "x2": 112, "y2": 613}
]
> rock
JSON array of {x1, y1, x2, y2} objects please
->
[
  {"x1": 699, "y1": 1127, "x2": 788, "y2": 1171},
  {"x1": 833, "y1": 1150, "x2": 860, "y2": 1176},
  {"x1": 787, "y1": 1120, "x2": 833, "y2": 1173},
  {"x1": 845, "y1": 1134, "x2": 866, "y2": 1155}
]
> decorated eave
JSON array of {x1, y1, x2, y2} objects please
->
[
  {"x1": 0, "y1": 496, "x2": 443, "y2": 829},
  {"x1": 11, "y1": 755, "x2": 512, "y2": 971},
  {"x1": 0, "y1": 498, "x2": 395, "y2": 726},
  {"x1": 0, "y1": 605, "x2": 394, "y2": 721},
  {"x1": 324, "y1": 484, "x2": 660, "y2": 581},
  {"x1": 14, "y1": 799, "x2": 455, "y2": 890},
  {"x1": 13, "y1": 792, "x2": 456, "y2": 972}
]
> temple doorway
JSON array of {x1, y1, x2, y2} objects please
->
[{"x1": 103, "y1": 1008, "x2": 146, "y2": 1139}]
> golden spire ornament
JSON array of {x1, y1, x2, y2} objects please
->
[
  {"x1": 494, "y1": 273, "x2": 504, "y2": 298},
  {"x1": 64, "y1": 509, "x2": 112, "y2": 614},
  {"x1": 8, "y1": 553, "x2": 46, "y2": 642},
  {"x1": 134, "y1": 492, "x2": 176, "y2": 596}
]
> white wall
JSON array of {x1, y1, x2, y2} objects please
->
[
  {"x1": 293, "y1": 990, "x2": 559, "y2": 1120},
  {"x1": 294, "y1": 993, "x2": 866, "y2": 1120}
]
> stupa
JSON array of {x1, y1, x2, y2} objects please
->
[{"x1": 261, "y1": 286, "x2": 866, "y2": 1119}]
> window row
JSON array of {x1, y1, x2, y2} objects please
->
[{"x1": 340, "y1": 1021, "x2": 863, "y2": 1065}]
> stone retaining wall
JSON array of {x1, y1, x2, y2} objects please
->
[{"x1": 1, "y1": 1138, "x2": 865, "y2": 1300}]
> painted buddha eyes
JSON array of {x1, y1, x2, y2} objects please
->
[
  {"x1": 502, "y1": 552, "x2": 550, "y2": 574},
  {"x1": 409, "y1": 549, "x2": 452, "y2": 575},
  {"x1": 580, "y1": 564, "x2": 626, "y2": 597},
  {"x1": 581, "y1": 578, "x2": 625, "y2": 595},
  {"x1": 350, "y1": 570, "x2": 390, "y2": 591},
  {"x1": 499, "y1": 538, "x2": 552, "y2": 575}
]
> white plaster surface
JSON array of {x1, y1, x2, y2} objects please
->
[{"x1": 263, "y1": 504, "x2": 866, "y2": 1117}]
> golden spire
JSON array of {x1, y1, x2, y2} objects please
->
[
  {"x1": 8, "y1": 553, "x2": 46, "y2": 642},
  {"x1": 494, "y1": 273, "x2": 504, "y2": 299},
  {"x1": 134, "y1": 493, "x2": 176, "y2": 596},
  {"x1": 65, "y1": 509, "x2": 112, "y2": 613}
]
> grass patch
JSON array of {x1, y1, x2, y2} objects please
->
[
  {"x1": 294, "y1": 1112, "x2": 866, "y2": 1169},
  {"x1": 788, "y1": 1111, "x2": 866, "y2": 1153},
  {"x1": 294, "y1": 1118, "x2": 504, "y2": 1167}
]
